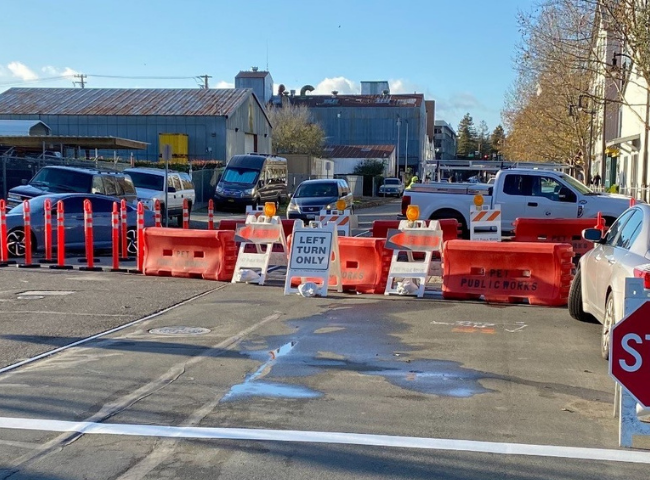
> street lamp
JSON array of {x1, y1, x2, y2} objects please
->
[
  {"x1": 337, "y1": 111, "x2": 341, "y2": 145},
  {"x1": 396, "y1": 116, "x2": 401, "y2": 178},
  {"x1": 404, "y1": 119, "x2": 409, "y2": 177}
]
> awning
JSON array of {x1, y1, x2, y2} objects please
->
[
  {"x1": 606, "y1": 133, "x2": 640, "y2": 151},
  {"x1": 0, "y1": 135, "x2": 148, "y2": 150}
]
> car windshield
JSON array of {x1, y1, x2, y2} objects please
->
[
  {"x1": 560, "y1": 173, "x2": 592, "y2": 195},
  {"x1": 294, "y1": 182, "x2": 338, "y2": 198},
  {"x1": 127, "y1": 172, "x2": 165, "y2": 191},
  {"x1": 384, "y1": 179, "x2": 400, "y2": 185},
  {"x1": 30, "y1": 168, "x2": 92, "y2": 193},
  {"x1": 221, "y1": 168, "x2": 259, "y2": 185}
]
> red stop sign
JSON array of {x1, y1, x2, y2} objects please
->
[{"x1": 610, "y1": 302, "x2": 650, "y2": 408}]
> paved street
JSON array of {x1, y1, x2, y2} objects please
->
[{"x1": 0, "y1": 202, "x2": 648, "y2": 479}]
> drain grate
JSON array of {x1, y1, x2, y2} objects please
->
[{"x1": 149, "y1": 326, "x2": 211, "y2": 336}]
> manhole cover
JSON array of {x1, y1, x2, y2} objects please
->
[{"x1": 149, "y1": 326, "x2": 211, "y2": 336}]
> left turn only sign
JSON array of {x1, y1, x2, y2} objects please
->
[{"x1": 289, "y1": 231, "x2": 332, "y2": 271}]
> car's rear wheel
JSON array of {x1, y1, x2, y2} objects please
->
[
  {"x1": 7, "y1": 228, "x2": 36, "y2": 258},
  {"x1": 126, "y1": 228, "x2": 138, "y2": 256},
  {"x1": 602, "y1": 293, "x2": 615, "y2": 360},
  {"x1": 568, "y1": 267, "x2": 597, "y2": 323}
]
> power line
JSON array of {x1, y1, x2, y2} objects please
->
[
  {"x1": 86, "y1": 74, "x2": 198, "y2": 80},
  {"x1": 0, "y1": 75, "x2": 71, "y2": 87}
]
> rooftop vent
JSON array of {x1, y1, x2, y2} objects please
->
[
  {"x1": 332, "y1": 90, "x2": 339, "y2": 97},
  {"x1": 252, "y1": 66, "x2": 258, "y2": 72}
]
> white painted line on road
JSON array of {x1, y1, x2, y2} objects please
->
[
  {"x1": 0, "y1": 286, "x2": 228, "y2": 376},
  {"x1": 0, "y1": 416, "x2": 647, "y2": 464},
  {"x1": 0, "y1": 311, "x2": 132, "y2": 317}
]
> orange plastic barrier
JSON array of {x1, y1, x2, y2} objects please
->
[
  {"x1": 442, "y1": 240, "x2": 574, "y2": 306},
  {"x1": 142, "y1": 227, "x2": 237, "y2": 281},
  {"x1": 287, "y1": 235, "x2": 392, "y2": 294},
  {"x1": 512, "y1": 218, "x2": 599, "y2": 258},
  {"x1": 371, "y1": 219, "x2": 459, "y2": 243},
  {"x1": 220, "y1": 218, "x2": 293, "y2": 255}
]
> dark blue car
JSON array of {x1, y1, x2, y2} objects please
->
[{"x1": 5, "y1": 194, "x2": 155, "y2": 257}]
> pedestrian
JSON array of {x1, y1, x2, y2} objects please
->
[{"x1": 592, "y1": 174, "x2": 601, "y2": 187}]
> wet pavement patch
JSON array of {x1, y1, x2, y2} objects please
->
[
  {"x1": 149, "y1": 326, "x2": 211, "y2": 336},
  {"x1": 227, "y1": 304, "x2": 493, "y2": 401}
]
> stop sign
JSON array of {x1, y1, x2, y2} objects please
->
[{"x1": 610, "y1": 301, "x2": 650, "y2": 408}]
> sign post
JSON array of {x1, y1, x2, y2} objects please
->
[
  {"x1": 162, "y1": 144, "x2": 172, "y2": 227},
  {"x1": 610, "y1": 277, "x2": 650, "y2": 447}
]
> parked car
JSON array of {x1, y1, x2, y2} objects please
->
[
  {"x1": 6, "y1": 166, "x2": 137, "y2": 208},
  {"x1": 214, "y1": 154, "x2": 288, "y2": 211},
  {"x1": 378, "y1": 177, "x2": 405, "y2": 197},
  {"x1": 124, "y1": 167, "x2": 195, "y2": 226},
  {"x1": 5, "y1": 194, "x2": 155, "y2": 257},
  {"x1": 287, "y1": 179, "x2": 353, "y2": 222},
  {"x1": 568, "y1": 204, "x2": 650, "y2": 359}
]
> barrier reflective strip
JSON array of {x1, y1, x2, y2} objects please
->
[
  {"x1": 56, "y1": 201, "x2": 65, "y2": 267},
  {"x1": 112, "y1": 202, "x2": 120, "y2": 270},
  {"x1": 43, "y1": 198, "x2": 53, "y2": 262},
  {"x1": 120, "y1": 199, "x2": 128, "y2": 259},
  {"x1": 486, "y1": 211, "x2": 501, "y2": 222},
  {"x1": 0, "y1": 199, "x2": 7, "y2": 262},
  {"x1": 83, "y1": 199, "x2": 95, "y2": 270},
  {"x1": 154, "y1": 199, "x2": 162, "y2": 228},
  {"x1": 208, "y1": 199, "x2": 214, "y2": 230},
  {"x1": 23, "y1": 200, "x2": 32, "y2": 266},
  {"x1": 137, "y1": 202, "x2": 145, "y2": 272},
  {"x1": 472, "y1": 211, "x2": 487, "y2": 222}
]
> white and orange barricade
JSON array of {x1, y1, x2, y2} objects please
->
[
  {"x1": 469, "y1": 205, "x2": 501, "y2": 241},
  {"x1": 317, "y1": 208, "x2": 357, "y2": 236}
]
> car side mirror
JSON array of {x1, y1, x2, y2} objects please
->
[{"x1": 583, "y1": 228, "x2": 604, "y2": 243}]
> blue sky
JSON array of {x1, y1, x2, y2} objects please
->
[{"x1": 1, "y1": 0, "x2": 535, "y2": 133}]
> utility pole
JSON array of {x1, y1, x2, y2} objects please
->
[
  {"x1": 199, "y1": 74, "x2": 212, "y2": 89},
  {"x1": 73, "y1": 74, "x2": 87, "y2": 88}
]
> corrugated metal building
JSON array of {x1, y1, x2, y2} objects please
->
[
  {"x1": 0, "y1": 88, "x2": 272, "y2": 162},
  {"x1": 235, "y1": 69, "x2": 273, "y2": 105},
  {"x1": 322, "y1": 144, "x2": 396, "y2": 176},
  {"x1": 286, "y1": 92, "x2": 426, "y2": 175}
]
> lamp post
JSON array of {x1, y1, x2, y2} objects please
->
[
  {"x1": 404, "y1": 119, "x2": 409, "y2": 177},
  {"x1": 396, "y1": 116, "x2": 401, "y2": 178},
  {"x1": 337, "y1": 111, "x2": 341, "y2": 145}
]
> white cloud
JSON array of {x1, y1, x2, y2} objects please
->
[
  {"x1": 312, "y1": 77, "x2": 358, "y2": 94},
  {"x1": 215, "y1": 80, "x2": 234, "y2": 88},
  {"x1": 7, "y1": 61, "x2": 38, "y2": 81},
  {"x1": 42, "y1": 66, "x2": 79, "y2": 78}
]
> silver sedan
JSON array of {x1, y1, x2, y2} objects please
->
[{"x1": 568, "y1": 204, "x2": 650, "y2": 359}]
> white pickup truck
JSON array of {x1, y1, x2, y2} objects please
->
[{"x1": 401, "y1": 168, "x2": 632, "y2": 237}]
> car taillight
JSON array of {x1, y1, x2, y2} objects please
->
[
  {"x1": 401, "y1": 195, "x2": 411, "y2": 216},
  {"x1": 633, "y1": 266, "x2": 650, "y2": 289}
]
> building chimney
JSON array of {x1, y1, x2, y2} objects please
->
[{"x1": 332, "y1": 90, "x2": 338, "y2": 97}]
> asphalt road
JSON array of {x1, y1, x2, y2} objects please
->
[{"x1": 0, "y1": 201, "x2": 648, "y2": 479}]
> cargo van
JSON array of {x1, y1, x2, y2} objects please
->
[{"x1": 213, "y1": 154, "x2": 288, "y2": 211}]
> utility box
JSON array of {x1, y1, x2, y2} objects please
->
[{"x1": 159, "y1": 133, "x2": 189, "y2": 163}]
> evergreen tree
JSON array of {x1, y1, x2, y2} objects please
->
[
  {"x1": 477, "y1": 120, "x2": 490, "y2": 159},
  {"x1": 490, "y1": 125, "x2": 506, "y2": 157},
  {"x1": 457, "y1": 113, "x2": 477, "y2": 159}
]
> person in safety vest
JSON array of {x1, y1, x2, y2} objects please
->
[{"x1": 405, "y1": 175, "x2": 419, "y2": 190}]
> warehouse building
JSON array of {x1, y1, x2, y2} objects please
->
[{"x1": 0, "y1": 88, "x2": 272, "y2": 163}]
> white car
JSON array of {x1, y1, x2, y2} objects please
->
[
  {"x1": 124, "y1": 167, "x2": 195, "y2": 225},
  {"x1": 378, "y1": 178, "x2": 404, "y2": 197},
  {"x1": 568, "y1": 204, "x2": 650, "y2": 359}
]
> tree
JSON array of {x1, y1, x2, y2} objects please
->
[
  {"x1": 457, "y1": 113, "x2": 478, "y2": 158},
  {"x1": 477, "y1": 120, "x2": 491, "y2": 158},
  {"x1": 490, "y1": 125, "x2": 506, "y2": 156},
  {"x1": 268, "y1": 104, "x2": 325, "y2": 156},
  {"x1": 502, "y1": 0, "x2": 595, "y2": 171},
  {"x1": 353, "y1": 159, "x2": 385, "y2": 176}
]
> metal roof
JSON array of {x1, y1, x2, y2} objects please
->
[
  {"x1": 323, "y1": 145, "x2": 395, "y2": 158},
  {"x1": 0, "y1": 135, "x2": 148, "y2": 150},
  {"x1": 236, "y1": 70, "x2": 271, "y2": 79},
  {"x1": 289, "y1": 94, "x2": 424, "y2": 108},
  {"x1": 0, "y1": 119, "x2": 50, "y2": 135},
  {"x1": 0, "y1": 88, "x2": 254, "y2": 116}
]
